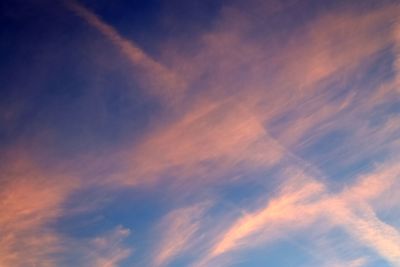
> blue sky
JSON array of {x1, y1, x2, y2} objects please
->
[{"x1": 0, "y1": 0, "x2": 400, "y2": 267}]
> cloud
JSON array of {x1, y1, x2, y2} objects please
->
[
  {"x1": 323, "y1": 257, "x2": 368, "y2": 267},
  {"x1": 0, "y1": 150, "x2": 133, "y2": 267},
  {"x1": 193, "y1": 158, "x2": 400, "y2": 266},
  {"x1": 209, "y1": 170, "x2": 325, "y2": 258},
  {"x1": 328, "y1": 202, "x2": 400, "y2": 266},
  {"x1": 153, "y1": 203, "x2": 209, "y2": 267},
  {"x1": 393, "y1": 11, "x2": 400, "y2": 87},
  {"x1": 3, "y1": 1, "x2": 399, "y2": 267},
  {"x1": 61, "y1": 2, "x2": 400, "y2": 266},
  {"x1": 112, "y1": 99, "x2": 284, "y2": 188},
  {"x1": 103, "y1": 2, "x2": 400, "y2": 189},
  {"x1": 61, "y1": 7, "x2": 400, "y2": 266},
  {"x1": 65, "y1": 0, "x2": 186, "y2": 103},
  {"x1": 347, "y1": 162, "x2": 400, "y2": 205},
  {"x1": 86, "y1": 226, "x2": 132, "y2": 267},
  {"x1": 61, "y1": 0, "x2": 400, "y2": 194},
  {"x1": 0, "y1": 151, "x2": 79, "y2": 267}
]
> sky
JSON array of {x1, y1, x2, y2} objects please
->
[{"x1": 0, "y1": 0, "x2": 400, "y2": 266}]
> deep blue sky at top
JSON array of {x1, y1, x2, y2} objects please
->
[{"x1": 0, "y1": 0, "x2": 227, "y2": 160}]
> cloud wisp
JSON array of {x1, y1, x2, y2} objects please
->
[
  {"x1": 153, "y1": 203, "x2": 210, "y2": 267},
  {"x1": 65, "y1": 0, "x2": 186, "y2": 103}
]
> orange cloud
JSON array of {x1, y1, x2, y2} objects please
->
[
  {"x1": 61, "y1": 0, "x2": 400, "y2": 196},
  {"x1": 0, "y1": 152, "x2": 79, "y2": 267},
  {"x1": 0, "y1": 148, "x2": 135, "y2": 267},
  {"x1": 113, "y1": 99, "x2": 284, "y2": 188},
  {"x1": 3, "y1": 1, "x2": 399, "y2": 267}
]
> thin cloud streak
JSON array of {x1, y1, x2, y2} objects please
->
[{"x1": 65, "y1": 0, "x2": 186, "y2": 102}]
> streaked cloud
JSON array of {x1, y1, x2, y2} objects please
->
[
  {"x1": 209, "y1": 171, "x2": 325, "y2": 258},
  {"x1": 1, "y1": 0, "x2": 399, "y2": 267},
  {"x1": 114, "y1": 100, "x2": 284, "y2": 188},
  {"x1": 153, "y1": 203, "x2": 210, "y2": 267},
  {"x1": 0, "y1": 152, "x2": 78, "y2": 267},
  {"x1": 65, "y1": 0, "x2": 186, "y2": 102},
  {"x1": 194, "y1": 158, "x2": 400, "y2": 266}
]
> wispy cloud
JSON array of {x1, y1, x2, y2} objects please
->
[
  {"x1": 65, "y1": 0, "x2": 186, "y2": 102},
  {"x1": 113, "y1": 100, "x2": 284, "y2": 188},
  {"x1": 86, "y1": 226, "x2": 132, "y2": 267},
  {"x1": 63, "y1": 2, "x2": 400, "y2": 266},
  {"x1": 209, "y1": 171, "x2": 325, "y2": 258},
  {"x1": 323, "y1": 257, "x2": 368, "y2": 267},
  {"x1": 153, "y1": 203, "x2": 210, "y2": 267},
  {"x1": 193, "y1": 158, "x2": 400, "y2": 266},
  {"x1": 0, "y1": 151, "x2": 79, "y2": 267},
  {"x1": 2, "y1": 1, "x2": 399, "y2": 266}
]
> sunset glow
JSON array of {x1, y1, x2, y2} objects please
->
[{"x1": 1, "y1": 0, "x2": 400, "y2": 266}]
